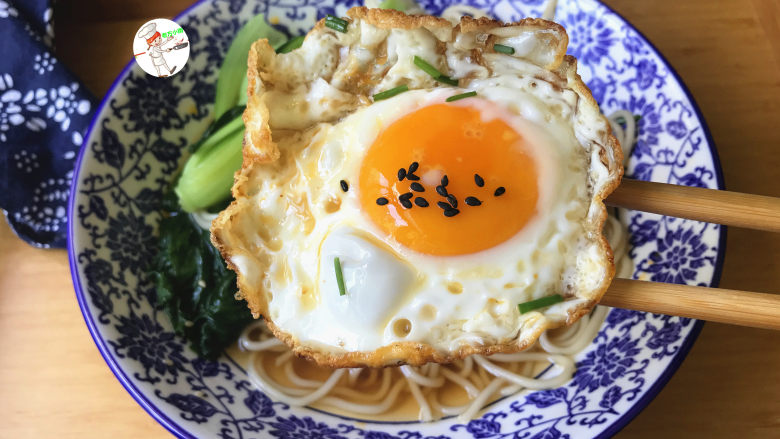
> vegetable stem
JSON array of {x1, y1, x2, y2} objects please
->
[
  {"x1": 175, "y1": 119, "x2": 244, "y2": 212},
  {"x1": 190, "y1": 114, "x2": 244, "y2": 162},
  {"x1": 214, "y1": 14, "x2": 287, "y2": 119}
]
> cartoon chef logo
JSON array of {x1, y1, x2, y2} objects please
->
[{"x1": 133, "y1": 19, "x2": 190, "y2": 78}]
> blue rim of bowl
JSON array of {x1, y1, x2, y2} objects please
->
[
  {"x1": 67, "y1": 1, "x2": 728, "y2": 438},
  {"x1": 586, "y1": 2, "x2": 727, "y2": 437},
  {"x1": 67, "y1": 3, "x2": 206, "y2": 438}
]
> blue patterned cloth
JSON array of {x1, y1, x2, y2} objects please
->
[{"x1": 0, "y1": 0, "x2": 95, "y2": 248}]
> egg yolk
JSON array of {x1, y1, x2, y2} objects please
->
[{"x1": 358, "y1": 102, "x2": 539, "y2": 256}]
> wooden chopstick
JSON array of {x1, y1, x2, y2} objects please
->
[
  {"x1": 601, "y1": 278, "x2": 780, "y2": 330},
  {"x1": 606, "y1": 179, "x2": 780, "y2": 233},
  {"x1": 602, "y1": 180, "x2": 780, "y2": 328}
]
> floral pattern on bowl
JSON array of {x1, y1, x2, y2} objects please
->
[{"x1": 68, "y1": 0, "x2": 725, "y2": 438}]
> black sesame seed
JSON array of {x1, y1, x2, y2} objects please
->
[
  {"x1": 397, "y1": 168, "x2": 407, "y2": 181},
  {"x1": 437, "y1": 201, "x2": 451, "y2": 210},
  {"x1": 494, "y1": 186, "x2": 506, "y2": 196},
  {"x1": 376, "y1": 197, "x2": 389, "y2": 205},
  {"x1": 415, "y1": 197, "x2": 429, "y2": 207},
  {"x1": 400, "y1": 199, "x2": 413, "y2": 209},
  {"x1": 447, "y1": 194, "x2": 458, "y2": 208},
  {"x1": 443, "y1": 208, "x2": 460, "y2": 217},
  {"x1": 399, "y1": 192, "x2": 413, "y2": 201},
  {"x1": 406, "y1": 173, "x2": 420, "y2": 181},
  {"x1": 441, "y1": 175, "x2": 449, "y2": 187},
  {"x1": 465, "y1": 196, "x2": 482, "y2": 206},
  {"x1": 340, "y1": 180, "x2": 349, "y2": 192},
  {"x1": 474, "y1": 174, "x2": 485, "y2": 187},
  {"x1": 408, "y1": 161, "x2": 419, "y2": 173},
  {"x1": 436, "y1": 185, "x2": 448, "y2": 197},
  {"x1": 410, "y1": 182, "x2": 425, "y2": 192}
]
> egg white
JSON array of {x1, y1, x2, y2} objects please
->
[
  {"x1": 214, "y1": 9, "x2": 621, "y2": 365},
  {"x1": 231, "y1": 84, "x2": 594, "y2": 353}
]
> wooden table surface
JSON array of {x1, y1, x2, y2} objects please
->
[{"x1": 1, "y1": 0, "x2": 778, "y2": 437}]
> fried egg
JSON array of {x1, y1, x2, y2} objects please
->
[{"x1": 211, "y1": 7, "x2": 622, "y2": 367}]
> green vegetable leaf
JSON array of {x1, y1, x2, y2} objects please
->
[
  {"x1": 175, "y1": 111, "x2": 245, "y2": 212},
  {"x1": 149, "y1": 190, "x2": 253, "y2": 360},
  {"x1": 214, "y1": 14, "x2": 287, "y2": 119},
  {"x1": 379, "y1": 0, "x2": 416, "y2": 11},
  {"x1": 237, "y1": 75, "x2": 250, "y2": 107},
  {"x1": 189, "y1": 105, "x2": 245, "y2": 153}
]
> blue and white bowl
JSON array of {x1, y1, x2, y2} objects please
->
[{"x1": 68, "y1": 0, "x2": 726, "y2": 437}]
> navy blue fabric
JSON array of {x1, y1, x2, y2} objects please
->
[{"x1": 0, "y1": 0, "x2": 96, "y2": 248}]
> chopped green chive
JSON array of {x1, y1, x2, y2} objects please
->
[
  {"x1": 326, "y1": 14, "x2": 348, "y2": 24},
  {"x1": 325, "y1": 15, "x2": 348, "y2": 33},
  {"x1": 438, "y1": 75, "x2": 459, "y2": 86},
  {"x1": 276, "y1": 35, "x2": 305, "y2": 53},
  {"x1": 334, "y1": 257, "x2": 347, "y2": 296},
  {"x1": 413, "y1": 56, "x2": 459, "y2": 86},
  {"x1": 325, "y1": 21, "x2": 347, "y2": 32},
  {"x1": 413, "y1": 55, "x2": 443, "y2": 78},
  {"x1": 373, "y1": 84, "x2": 409, "y2": 101},
  {"x1": 446, "y1": 91, "x2": 477, "y2": 102},
  {"x1": 518, "y1": 294, "x2": 564, "y2": 314},
  {"x1": 493, "y1": 43, "x2": 515, "y2": 55}
]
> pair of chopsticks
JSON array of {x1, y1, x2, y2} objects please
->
[{"x1": 601, "y1": 179, "x2": 780, "y2": 330}]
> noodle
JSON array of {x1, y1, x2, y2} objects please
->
[
  {"x1": 330, "y1": 369, "x2": 391, "y2": 402},
  {"x1": 439, "y1": 368, "x2": 480, "y2": 398},
  {"x1": 401, "y1": 365, "x2": 446, "y2": 387},
  {"x1": 542, "y1": 0, "x2": 558, "y2": 21},
  {"x1": 284, "y1": 361, "x2": 324, "y2": 388},
  {"x1": 405, "y1": 376, "x2": 434, "y2": 421},
  {"x1": 540, "y1": 305, "x2": 609, "y2": 355},
  {"x1": 459, "y1": 377, "x2": 506, "y2": 421},
  {"x1": 430, "y1": 393, "x2": 470, "y2": 416},
  {"x1": 459, "y1": 356, "x2": 473, "y2": 377},
  {"x1": 318, "y1": 380, "x2": 408, "y2": 415},
  {"x1": 239, "y1": 302, "x2": 610, "y2": 420},
  {"x1": 473, "y1": 354, "x2": 575, "y2": 389},
  {"x1": 347, "y1": 368, "x2": 362, "y2": 386}
]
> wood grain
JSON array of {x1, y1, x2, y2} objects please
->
[
  {"x1": 602, "y1": 279, "x2": 780, "y2": 330},
  {"x1": 607, "y1": 179, "x2": 780, "y2": 233},
  {"x1": 0, "y1": 1, "x2": 778, "y2": 438}
]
